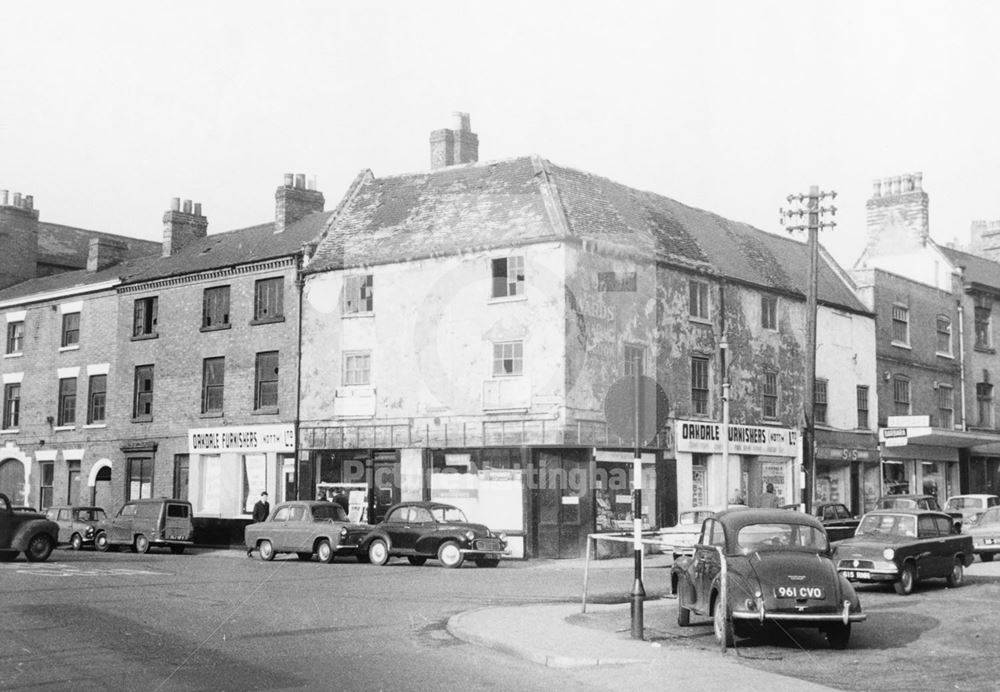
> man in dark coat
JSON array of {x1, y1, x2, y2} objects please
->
[{"x1": 247, "y1": 492, "x2": 270, "y2": 557}]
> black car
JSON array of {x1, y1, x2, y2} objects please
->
[
  {"x1": 813, "y1": 503, "x2": 861, "y2": 542},
  {"x1": 360, "y1": 501, "x2": 507, "y2": 568}
]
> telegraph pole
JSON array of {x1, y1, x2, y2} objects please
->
[
  {"x1": 781, "y1": 187, "x2": 836, "y2": 513},
  {"x1": 630, "y1": 353, "x2": 645, "y2": 639}
]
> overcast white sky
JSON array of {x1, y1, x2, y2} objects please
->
[{"x1": 2, "y1": 1, "x2": 999, "y2": 268}]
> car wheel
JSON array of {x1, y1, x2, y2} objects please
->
[
  {"x1": 258, "y1": 540, "x2": 275, "y2": 562},
  {"x1": 408, "y1": 556, "x2": 428, "y2": 566},
  {"x1": 95, "y1": 532, "x2": 110, "y2": 552},
  {"x1": 368, "y1": 539, "x2": 390, "y2": 566},
  {"x1": 437, "y1": 541, "x2": 464, "y2": 568},
  {"x1": 0, "y1": 551, "x2": 17, "y2": 562},
  {"x1": 316, "y1": 540, "x2": 334, "y2": 564},
  {"x1": 946, "y1": 558, "x2": 964, "y2": 588},
  {"x1": 296, "y1": 552, "x2": 312, "y2": 561},
  {"x1": 69, "y1": 533, "x2": 84, "y2": 551},
  {"x1": 712, "y1": 596, "x2": 734, "y2": 650},
  {"x1": 825, "y1": 623, "x2": 851, "y2": 649},
  {"x1": 474, "y1": 558, "x2": 500, "y2": 568},
  {"x1": 894, "y1": 563, "x2": 916, "y2": 595},
  {"x1": 25, "y1": 534, "x2": 54, "y2": 562},
  {"x1": 169, "y1": 545, "x2": 185, "y2": 555},
  {"x1": 356, "y1": 551, "x2": 370, "y2": 564},
  {"x1": 134, "y1": 534, "x2": 150, "y2": 554},
  {"x1": 982, "y1": 553, "x2": 995, "y2": 563}
]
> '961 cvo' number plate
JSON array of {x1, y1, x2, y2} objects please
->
[{"x1": 775, "y1": 585, "x2": 824, "y2": 599}]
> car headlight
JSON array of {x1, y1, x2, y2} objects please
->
[
  {"x1": 882, "y1": 548, "x2": 895, "y2": 560},
  {"x1": 464, "y1": 530, "x2": 475, "y2": 541},
  {"x1": 340, "y1": 527, "x2": 348, "y2": 537},
  {"x1": 85, "y1": 527, "x2": 94, "y2": 538}
]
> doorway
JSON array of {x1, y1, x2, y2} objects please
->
[{"x1": 535, "y1": 450, "x2": 591, "y2": 558}]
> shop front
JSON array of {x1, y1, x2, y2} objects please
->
[
  {"x1": 814, "y1": 429, "x2": 880, "y2": 515},
  {"x1": 675, "y1": 420, "x2": 800, "y2": 510}
]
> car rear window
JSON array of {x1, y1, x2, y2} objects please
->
[
  {"x1": 166, "y1": 504, "x2": 190, "y2": 518},
  {"x1": 736, "y1": 522, "x2": 828, "y2": 552},
  {"x1": 312, "y1": 504, "x2": 347, "y2": 521}
]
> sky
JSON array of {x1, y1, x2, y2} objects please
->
[{"x1": 2, "y1": 1, "x2": 1000, "y2": 269}]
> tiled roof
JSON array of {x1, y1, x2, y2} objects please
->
[
  {"x1": 940, "y1": 246, "x2": 1000, "y2": 289},
  {"x1": 307, "y1": 156, "x2": 868, "y2": 313},
  {"x1": 0, "y1": 255, "x2": 157, "y2": 304},
  {"x1": 38, "y1": 222, "x2": 162, "y2": 268}
]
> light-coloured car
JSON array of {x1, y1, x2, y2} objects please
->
[
  {"x1": 45, "y1": 505, "x2": 107, "y2": 550},
  {"x1": 945, "y1": 494, "x2": 1000, "y2": 530},
  {"x1": 245, "y1": 501, "x2": 371, "y2": 563},
  {"x1": 657, "y1": 505, "x2": 747, "y2": 560},
  {"x1": 967, "y1": 506, "x2": 1000, "y2": 562}
]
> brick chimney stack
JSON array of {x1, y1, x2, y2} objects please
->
[
  {"x1": 162, "y1": 198, "x2": 208, "y2": 257},
  {"x1": 864, "y1": 172, "x2": 929, "y2": 254},
  {"x1": 275, "y1": 173, "x2": 324, "y2": 233},
  {"x1": 430, "y1": 112, "x2": 479, "y2": 169},
  {"x1": 0, "y1": 189, "x2": 40, "y2": 289},
  {"x1": 970, "y1": 219, "x2": 1000, "y2": 262},
  {"x1": 87, "y1": 236, "x2": 128, "y2": 272}
]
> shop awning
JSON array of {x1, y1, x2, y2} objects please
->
[{"x1": 879, "y1": 426, "x2": 1000, "y2": 453}]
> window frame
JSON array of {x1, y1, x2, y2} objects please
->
[
  {"x1": 253, "y1": 277, "x2": 285, "y2": 323},
  {"x1": 61, "y1": 312, "x2": 80, "y2": 348},
  {"x1": 201, "y1": 356, "x2": 225, "y2": 414},
  {"x1": 133, "y1": 364, "x2": 154, "y2": 420},
  {"x1": 977, "y1": 382, "x2": 994, "y2": 428},
  {"x1": 201, "y1": 285, "x2": 231, "y2": 331},
  {"x1": 2, "y1": 382, "x2": 20, "y2": 429},
  {"x1": 39, "y1": 461, "x2": 54, "y2": 510},
  {"x1": 255, "y1": 351, "x2": 279, "y2": 411},
  {"x1": 761, "y1": 295, "x2": 777, "y2": 330},
  {"x1": 343, "y1": 351, "x2": 372, "y2": 386},
  {"x1": 762, "y1": 370, "x2": 778, "y2": 419},
  {"x1": 126, "y1": 457, "x2": 153, "y2": 501},
  {"x1": 935, "y1": 315, "x2": 952, "y2": 356},
  {"x1": 813, "y1": 378, "x2": 828, "y2": 425},
  {"x1": 132, "y1": 296, "x2": 159, "y2": 338},
  {"x1": 689, "y1": 280, "x2": 710, "y2": 321},
  {"x1": 5, "y1": 320, "x2": 24, "y2": 355},
  {"x1": 87, "y1": 374, "x2": 107, "y2": 425},
  {"x1": 890, "y1": 304, "x2": 910, "y2": 347},
  {"x1": 490, "y1": 256, "x2": 525, "y2": 299},
  {"x1": 937, "y1": 384, "x2": 954, "y2": 429},
  {"x1": 893, "y1": 376, "x2": 911, "y2": 417},
  {"x1": 856, "y1": 385, "x2": 869, "y2": 430},
  {"x1": 492, "y1": 340, "x2": 524, "y2": 377},
  {"x1": 691, "y1": 355, "x2": 709, "y2": 415},
  {"x1": 343, "y1": 274, "x2": 374, "y2": 315},
  {"x1": 975, "y1": 297, "x2": 992, "y2": 350},
  {"x1": 57, "y1": 376, "x2": 77, "y2": 427}
]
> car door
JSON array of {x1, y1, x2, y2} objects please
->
[
  {"x1": 285, "y1": 505, "x2": 312, "y2": 551},
  {"x1": 693, "y1": 519, "x2": 723, "y2": 614},
  {"x1": 110, "y1": 504, "x2": 137, "y2": 543},
  {"x1": 268, "y1": 506, "x2": 292, "y2": 551},
  {"x1": 916, "y1": 514, "x2": 946, "y2": 577},
  {"x1": 389, "y1": 507, "x2": 427, "y2": 552},
  {"x1": 380, "y1": 506, "x2": 413, "y2": 552}
]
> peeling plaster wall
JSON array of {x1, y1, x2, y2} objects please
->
[{"x1": 299, "y1": 243, "x2": 568, "y2": 427}]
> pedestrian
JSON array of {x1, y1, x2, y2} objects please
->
[
  {"x1": 247, "y1": 491, "x2": 270, "y2": 557},
  {"x1": 759, "y1": 483, "x2": 779, "y2": 509}
]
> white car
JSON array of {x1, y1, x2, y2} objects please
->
[
  {"x1": 657, "y1": 504, "x2": 747, "y2": 559},
  {"x1": 967, "y1": 506, "x2": 1000, "y2": 561},
  {"x1": 945, "y1": 494, "x2": 1000, "y2": 530}
]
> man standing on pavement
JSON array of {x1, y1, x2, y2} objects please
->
[
  {"x1": 759, "y1": 483, "x2": 779, "y2": 509},
  {"x1": 247, "y1": 491, "x2": 270, "y2": 557}
]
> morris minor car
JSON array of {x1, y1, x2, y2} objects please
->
[
  {"x1": 0, "y1": 493, "x2": 58, "y2": 562},
  {"x1": 672, "y1": 508, "x2": 865, "y2": 649},
  {"x1": 244, "y1": 501, "x2": 370, "y2": 563}
]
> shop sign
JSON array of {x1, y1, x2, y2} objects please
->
[
  {"x1": 815, "y1": 447, "x2": 876, "y2": 462},
  {"x1": 188, "y1": 424, "x2": 296, "y2": 454},
  {"x1": 675, "y1": 420, "x2": 798, "y2": 457},
  {"x1": 887, "y1": 415, "x2": 930, "y2": 428}
]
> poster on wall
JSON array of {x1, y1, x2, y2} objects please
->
[{"x1": 761, "y1": 462, "x2": 786, "y2": 505}]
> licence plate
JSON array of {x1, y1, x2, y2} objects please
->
[
  {"x1": 841, "y1": 570, "x2": 871, "y2": 580},
  {"x1": 985, "y1": 538, "x2": 999, "y2": 545},
  {"x1": 775, "y1": 585, "x2": 824, "y2": 599}
]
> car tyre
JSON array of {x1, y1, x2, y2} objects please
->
[
  {"x1": 25, "y1": 534, "x2": 54, "y2": 562},
  {"x1": 258, "y1": 540, "x2": 275, "y2": 562},
  {"x1": 437, "y1": 541, "x2": 464, "y2": 568},
  {"x1": 70, "y1": 533, "x2": 84, "y2": 551},
  {"x1": 712, "y1": 597, "x2": 734, "y2": 651},
  {"x1": 134, "y1": 534, "x2": 150, "y2": 554},
  {"x1": 169, "y1": 545, "x2": 185, "y2": 555},
  {"x1": 825, "y1": 623, "x2": 851, "y2": 649},
  {"x1": 355, "y1": 551, "x2": 370, "y2": 564},
  {"x1": 894, "y1": 563, "x2": 916, "y2": 595},
  {"x1": 95, "y1": 532, "x2": 110, "y2": 552},
  {"x1": 946, "y1": 558, "x2": 964, "y2": 588},
  {"x1": 474, "y1": 558, "x2": 500, "y2": 568},
  {"x1": 408, "y1": 556, "x2": 428, "y2": 566},
  {"x1": 368, "y1": 539, "x2": 390, "y2": 566},
  {"x1": 982, "y1": 553, "x2": 995, "y2": 563},
  {"x1": 316, "y1": 540, "x2": 334, "y2": 564}
]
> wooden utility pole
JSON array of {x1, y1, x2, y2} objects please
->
[{"x1": 781, "y1": 187, "x2": 836, "y2": 513}]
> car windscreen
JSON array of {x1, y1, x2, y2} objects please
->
[
  {"x1": 857, "y1": 513, "x2": 916, "y2": 538},
  {"x1": 75, "y1": 509, "x2": 106, "y2": 521},
  {"x1": 312, "y1": 504, "x2": 348, "y2": 521},
  {"x1": 430, "y1": 506, "x2": 469, "y2": 523},
  {"x1": 736, "y1": 522, "x2": 829, "y2": 552}
]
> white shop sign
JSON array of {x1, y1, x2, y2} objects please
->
[
  {"x1": 188, "y1": 424, "x2": 295, "y2": 454},
  {"x1": 675, "y1": 420, "x2": 799, "y2": 457}
]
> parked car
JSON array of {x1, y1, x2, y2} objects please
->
[
  {"x1": 94, "y1": 498, "x2": 194, "y2": 554},
  {"x1": 671, "y1": 508, "x2": 865, "y2": 649},
  {"x1": 360, "y1": 501, "x2": 508, "y2": 568},
  {"x1": 656, "y1": 505, "x2": 747, "y2": 560},
  {"x1": 875, "y1": 494, "x2": 963, "y2": 530},
  {"x1": 13, "y1": 505, "x2": 38, "y2": 513},
  {"x1": 244, "y1": 501, "x2": 371, "y2": 563},
  {"x1": 832, "y1": 509, "x2": 973, "y2": 595},
  {"x1": 966, "y1": 506, "x2": 1000, "y2": 562},
  {"x1": 945, "y1": 494, "x2": 1000, "y2": 529},
  {"x1": 44, "y1": 505, "x2": 107, "y2": 550},
  {"x1": 812, "y1": 503, "x2": 861, "y2": 542},
  {"x1": 0, "y1": 493, "x2": 58, "y2": 562}
]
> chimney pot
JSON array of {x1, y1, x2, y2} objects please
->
[
  {"x1": 284, "y1": 173, "x2": 294, "y2": 187},
  {"x1": 452, "y1": 111, "x2": 470, "y2": 131},
  {"x1": 171, "y1": 197, "x2": 181, "y2": 212},
  {"x1": 24, "y1": 195, "x2": 33, "y2": 210},
  {"x1": 0, "y1": 190, "x2": 7, "y2": 205},
  {"x1": 430, "y1": 112, "x2": 479, "y2": 169},
  {"x1": 294, "y1": 174, "x2": 306, "y2": 189},
  {"x1": 274, "y1": 174, "x2": 324, "y2": 233},
  {"x1": 307, "y1": 176, "x2": 316, "y2": 191},
  {"x1": 913, "y1": 172, "x2": 923, "y2": 191},
  {"x1": 872, "y1": 180, "x2": 882, "y2": 198},
  {"x1": 194, "y1": 202, "x2": 202, "y2": 216},
  {"x1": 12, "y1": 192, "x2": 21, "y2": 207}
]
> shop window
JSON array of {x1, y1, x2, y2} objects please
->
[
  {"x1": 892, "y1": 377, "x2": 911, "y2": 417},
  {"x1": 891, "y1": 305, "x2": 909, "y2": 346},
  {"x1": 133, "y1": 365, "x2": 154, "y2": 420},
  {"x1": 201, "y1": 357, "x2": 225, "y2": 414},
  {"x1": 813, "y1": 379, "x2": 828, "y2": 425},
  {"x1": 343, "y1": 351, "x2": 371, "y2": 386},
  {"x1": 197, "y1": 455, "x2": 221, "y2": 514},
  {"x1": 856, "y1": 385, "x2": 869, "y2": 429},
  {"x1": 253, "y1": 277, "x2": 284, "y2": 322},
  {"x1": 491, "y1": 256, "x2": 524, "y2": 299},
  {"x1": 5, "y1": 320, "x2": 24, "y2": 354},
  {"x1": 975, "y1": 296, "x2": 992, "y2": 350},
  {"x1": 492, "y1": 341, "x2": 523, "y2": 377},
  {"x1": 173, "y1": 454, "x2": 189, "y2": 502},
  {"x1": 242, "y1": 454, "x2": 267, "y2": 513},
  {"x1": 761, "y1": 295, "x2": 777, "y2": 330},
  {"x1": 936, "y1": 315, "x2": 952, "y2": 356},
  {"x1": 691, "y1": 454, "x2": 708, "y2": 506},
  {"x1": 39, "y1": 461, "x2": 54, "y2": 510},
  {"x1": 689, "y1": 280, "x2": 709, "y2": 320},
  {"x1": 623, "y1": 344, "x2": 645, "y2": 377},
  {"x1": 977, "y1": 382, "x2": 994, "y2": 428},
  {"x1": 61, "y1": 312, "x2": 80, "y2": 348},
  {"x1": 255, "y1": 351, "x2": 279, "y2": 410},
  {"x1": 126, "y1": 457, "x2": 153, "y2": 500},
  {"x1": 691, "y1": 356, "x2": 709, "y2": 415},
  {"x1": 938, "y1": 385, "x2": 954, "y2": 429},
  {"x1": 343, "y1": 275, "x2": 373, "y2": 314},
  {"x1": 2, "y1": 383, "x2": 19, "y2": 429},
  {"x1": 202, "y1": 286, "x2": 230, "y2": 330},
  {"x1": 57, "y1": 377, "x2": 77, "y2": 426},
  {"x1": 87, "y1": 374, "x2": 106, "y2": 424},
  {"x1": 132, "y1": 297, "x2": 158, "y2": 338},
  {"x1": 762, "y1": 370, "x2": 778, "y2": 419}
]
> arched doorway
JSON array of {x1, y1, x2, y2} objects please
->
[
  {"x1": 89, "y1": 461, "x2": 113, "y2": 510},
  {"x1": 0, "y1": 458, "x2": 27, "y2": 505}
]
